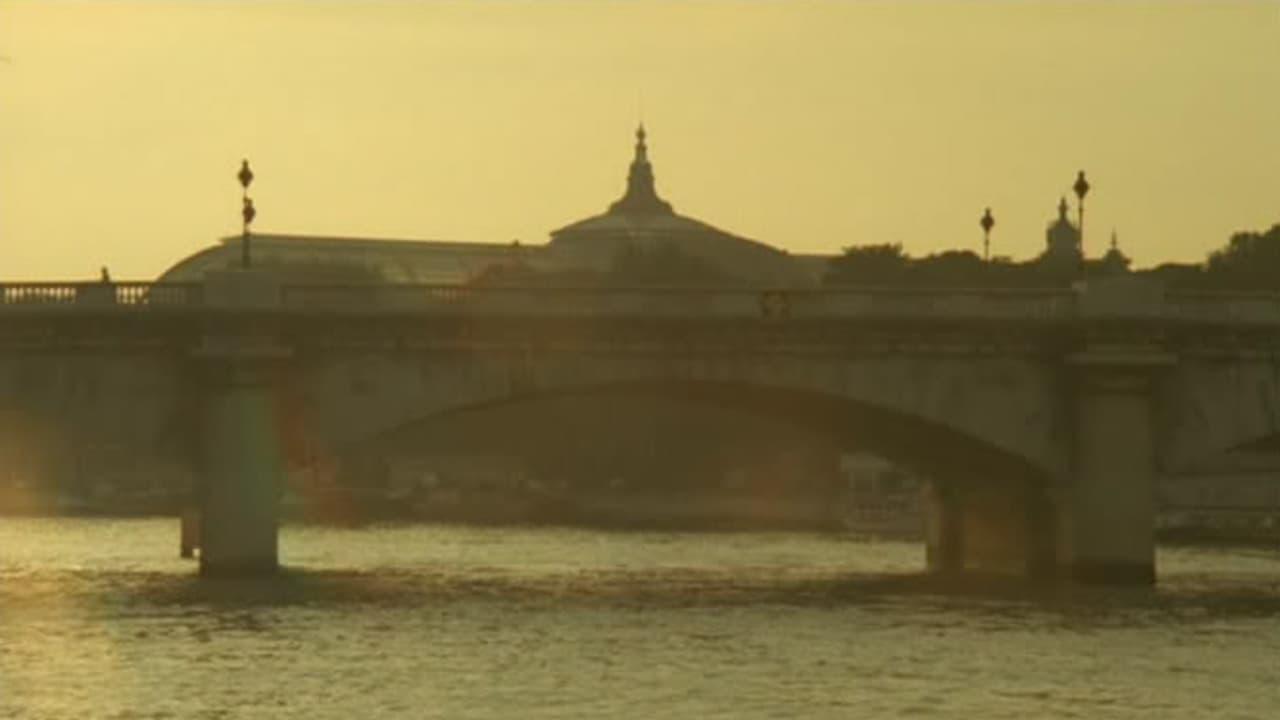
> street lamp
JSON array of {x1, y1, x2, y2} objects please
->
[
  {"x1": 980, "y1": 207, "x2": 995, "y2": 262},
  {"x1": 238, "y1": 159, "x2": 256, "y2": 269},
  {"x1": 1072, "y1": 170, "x2": 1090, "y2": 262}
]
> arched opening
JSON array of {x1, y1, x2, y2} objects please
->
[{"x1": 314, "y1": 380, "x2": 1058, "y2": 578}]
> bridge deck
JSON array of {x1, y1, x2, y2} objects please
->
[{"x1": 2, "y1": 280, "x2": 1279, "y2": 327}]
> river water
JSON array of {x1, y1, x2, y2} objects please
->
[{"x1": 1, "y1": 519, "x2": 1278, "y2": 719}]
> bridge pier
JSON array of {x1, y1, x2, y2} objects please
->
[
  {"x1": 924, "y1": 481, "x2": 964, "y2": 574},
  {"x1": 198, "y1": 366, "x2": 283, "y2": 576},
  {"x1": 925, "y1": 477, "x2": 1056, "y2": 580},
  {"x1": 1060, "y1": 346, "x2": 1172, "y2": 584},
  {"x1": 180, "y1": 506, "x2": 200, "y2": 559},
  {"x1": 194, "y1": 337, "x2": 289, "y2": 577},
  {"x1": 925, "y1": 346, "x2": 1171, "y2": 584}
]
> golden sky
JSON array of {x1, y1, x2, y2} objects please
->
[{"x1": 1, "y1": 0, "x2": 1277, "y2": 280}]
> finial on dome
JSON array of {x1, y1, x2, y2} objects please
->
[
  {"x1": 634, "y1": 123, "x2": 648, "y2": 163},
  {"x1": 1111, "y1": 229, "x2": 1119, "y2": 251},
  {"x1": 608, "y1": 124, "x2": 672, "y2": 215},
  {"x1": 1058, "y1": 196, "x2": 1069, "y2": 219}
]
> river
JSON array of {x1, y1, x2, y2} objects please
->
[{"x1": 1, "y1": 518, "x2": 1278, "y2": 719}]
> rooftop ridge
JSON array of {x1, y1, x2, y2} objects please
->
[{"x1": 217, "y1": 233, "x2": 529, "y2": 251}]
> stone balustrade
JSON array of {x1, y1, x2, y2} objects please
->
[
  {"x1": 0, "y1": 281, "x2": 202, "y2": 308},
  {"x1": 1, "y1": 276, "x2": 1279, "y2": 326}
]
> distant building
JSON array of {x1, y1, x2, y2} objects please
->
[
  {"x1": 1035, "y1": 197, "x2": 1134, "y2": 280},
  {"x1": 546, "y1": 125, "x2": 811, "y2": 285},
  {"x1": 1039, "y1": 196, "x2": 1082, "y2": 271},
  {"x1": 838, "y1": 453, "x2": 923, "y2": 537},
  {"x1": 157, "y1": 126, "x2": 820, "y2": 287},
  {"x1": 1099, "y1": 230, "x2": 1132, "y2": 276},
  {"x1": 157, "y1": 234, "x2": 535, "y2": 285}
]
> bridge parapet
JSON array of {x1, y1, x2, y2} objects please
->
[
  {"x1": 4, "y1": 278, "x2": 1280, "y2": 327},
  {"x1": 0, "y1": 282, "x2": 202, "y2": 309}
]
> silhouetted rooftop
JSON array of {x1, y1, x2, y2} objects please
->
[{"x1": 157, "y1": 233, "x2": 533, "y2": 284}]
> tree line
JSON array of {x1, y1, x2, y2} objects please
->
[
  {"x1": 463, "y1": 222, "x2": 1280, "y2": 291},
  {"x1": 824, "y1": 223, "x2": 1280, "y2": 291}
]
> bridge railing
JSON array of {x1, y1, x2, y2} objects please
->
[
  {"x1": 6, "y1": 280, "x2": 1280, "y2": 326},
  {"x1": 0, "y1": 282, "x2": 203, "y2": 308},
  {"x1": 0, "y1": 280, "x2": 1076, "y2": 318}
]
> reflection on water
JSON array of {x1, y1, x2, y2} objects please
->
[{"x1": 2, "y1": 518, "x2": 1279, "y2": 719}]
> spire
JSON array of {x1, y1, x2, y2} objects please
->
[
  {"x1": 1102, "y1": 227, "x2": 1131, "y2": 274},
  {"x1": 635, "y1": 123, "x2": 648, "y2": 163},
  {"x1": 609, "y1": 124, "x2": 673, "y2": 215},
  {"x1": 1058, "y1": 196, "x2": 1069, "y2": 220}
]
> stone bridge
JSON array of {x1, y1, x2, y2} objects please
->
[{"x1": 4, "y1": 272, "x2": 1280, "y2": 583}]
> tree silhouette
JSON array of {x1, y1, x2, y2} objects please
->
[
  {"x1": 1203, "y1": 224, "x2": 1280, "y2": 289},
  {"x1": 823, "y1": 244, "x2": 1065, "y2": 288},
  {"x1": 822, "y1": 243, "x2": 911, "y2": 285}
]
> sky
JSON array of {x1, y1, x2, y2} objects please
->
[{"x1": 0, "y1": 0, "x2": 1278, "y2": 280}]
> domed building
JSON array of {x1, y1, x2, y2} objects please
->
[
  {"x1": 156, "y1": 126, "x2": 820, "y2": 287},
  {"x1": 546, "y1": 126, "x2": 811, "y2": 286},
  {"x1": 1039, "y1": 196, "x2": 1082, "y2": 271},
  {"x1": 156, "y1": 233, "x2": 532, "y2": 285},
  {"x1": 1099, "y1": 230, "x2": 1132, "y2": 276}
]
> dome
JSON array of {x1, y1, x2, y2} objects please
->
[
  {"x1": 1040, "y1": 197, "x2": 1081, "y2": 269},
  {"x1": 548, "y1": 126, "x2": 809, "y2": 286}
]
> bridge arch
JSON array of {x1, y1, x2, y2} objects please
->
[
  {"x1": 291, "y1": 348, "x2": 1070, "y2": 486},
  {"x1": 337, "y1": 380, "x2": 1057, "y2": 492},
  {"x1": 288, "y1": 354, "x2": 1067, "y2": 578}
]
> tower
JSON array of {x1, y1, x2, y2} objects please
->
[{"x1": 1040, "y1": 197, "x2": 1082, "y2": 270}]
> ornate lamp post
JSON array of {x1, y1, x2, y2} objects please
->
[
  {"x1": 238, "y1": 159, "x2": 256, "y2": 269},
  {"x1": 980, "y1": 207, "x2": 995, "y2": 262},
  {"x1": 1073, "y1": 170, "x2": 1090, "y2": 262}
]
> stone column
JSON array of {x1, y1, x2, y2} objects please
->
[
  {"x1": 1065, "y1": 345, "x2": 1173, "y2": 584},
  {"x1": 1023, "y1": 483, "x2": 1058, "y2": 580},
  {"x1": 194, "y1": 269, "x2": 288, "y2": 576},
  {"x1": 180, "y1": 506, "x2": 200, "y2": 559},
  {"x1": 192, "y1": 322, "x2": 293, "y2": 573},
  {"x1": 924, "y1": 480, "x2": 965, "y2": 574},
  {"x1": 198, "y1": 355, "x2": 286, "y2": 576},
  {"x1": 943, "y1": 474, "x2": 1057, "y2": 579}
]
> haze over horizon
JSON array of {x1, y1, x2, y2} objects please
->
[{"x1": 1, "y1": 0, "x2": 1277, "y2": 280}]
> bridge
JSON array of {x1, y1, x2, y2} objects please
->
[{"x1": 4, "y1": 270, "x2": 1280, "y2": 584}]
